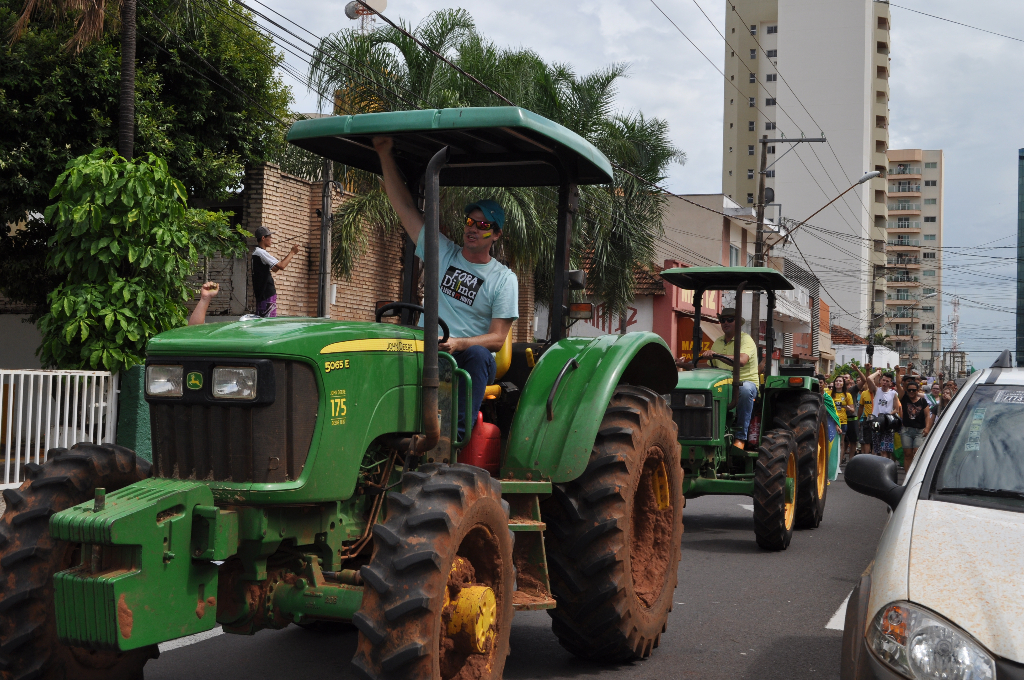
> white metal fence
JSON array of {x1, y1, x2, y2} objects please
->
[{"x1": 1, "y1": 370, "x2": 119, "y2": 488}]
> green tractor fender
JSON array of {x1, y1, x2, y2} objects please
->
[{"x1": 502, "y1": 332, "x2": 676, "y2": 483}]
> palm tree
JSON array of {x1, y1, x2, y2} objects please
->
[
  {"x1": 308, "y1": 9, "x2": 684, "y2": 320},
  {"x1": 12, "y1": 0, "x2": 138, "y2": 159}
]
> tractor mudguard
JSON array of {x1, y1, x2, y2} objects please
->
[{"x1": 503, "y1": 333, "x2": 676, "y2": 483}]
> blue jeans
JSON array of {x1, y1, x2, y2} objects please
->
[
  {"x1": 454, "y1": 345, "x2": 496, "y2": 437},
  {"x1": 734, "y1": 381, "x2": 758, "y2": 441}
]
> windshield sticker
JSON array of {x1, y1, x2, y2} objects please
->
[
  {"x1": 965, "y1": 407, "x2": 986, "y2": 452},
  {"x1": 994, "y1": 390, "x2": 1024, "y2": 404}
]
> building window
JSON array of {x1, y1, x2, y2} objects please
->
[
  {"x1": 731, "y1": 27, "x2": 735, "y2": 33},
  {"x1": 924, "y1": 287, "x2": 936, "y2": 294},
  {"x1": 749, "y1": 97, "x2": 756, "y2": 107},
  {"x1": 924, "y1": 216, "x2": 937, "y2": 222},
  {"x1": 730, "y1": 244, "x2": 741, "y2": 266},
  {"x1": 765, "y1": 122, "x2": 776, "y2": 130},
  {"x1": 748, "y1": 121, "x2": 755, "y2": 131},
  {"x1": 925, "y1": 180, "x2": 936, "y2": 186},
  {"x1": 730, "y1": 123, "x2": 734, "y2": 128},
  {"x1": 925, "y1": 162, "x2": 937, "y2": 168},
  {"x1": 923, "y1": 271, "x2": 936, "y2": 277},
  {"x1": 924, "y1": 234, "x2": 936, "y2": 241},
  {"x1": 922, "y1": 306, "x2": 935, "y2": 312},
  {"x1": 923, "y1": 252, "x2": 936, "y2": 259},
  {"x1": 748, "y1": 145, "x2": 755, "y2": 155},
  {"x1": 746, "y1": 193, "x2": 754, "y2": 204},
  {"x1": 748, "y1": 169, "x2": 755, "y2": 179},
  {"x1": 729, "y1": 170, "x2": 733, "y2": 176},
  {"x1": 730, "y1": 99, "x2": 734, "y2": 105},
  {"x1": 766, "y1": 73, "x2": 777, "y2": 82},
  {"x1": 924, "y1": 198, "x2": 937, "y2": 204},
  {"x1": 767, "y1": 145, "x2": 776, "y2": 154},
  {"x1": 767, "y1": 49, "x2": 777, "y2": 57},
  {"x1": 729, "y1": 146, "x2": 733, "y2": 152},
  {"x1": 922, "y1": 324, "x2": 935, "y2": 330},
  {"x1": 767, "y1": 25, "x2": 777, "y2": 34},
  {"x1": 750, "y1": 49, "x2": 757, "y2": 59},
  {"x1": 765, "y1": 98, "x2": 777, "y2": 106},
  {"x1": 766, "y1": 169, "x2": 775, "y2": 177},
  {"x1": 749, "y1": 72, "x2": 756, "y2": 83},
  {"x1": 750, "y1": 25, "x2": 757, "y2": 35}
]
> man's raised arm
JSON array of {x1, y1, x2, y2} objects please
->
[{"x1": 373, "y1": 136, "x2": 424, "y2": 243}]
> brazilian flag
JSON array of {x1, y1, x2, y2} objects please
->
[{"x1": 822, "y1": 393, "x2": 842, "y2": 481}]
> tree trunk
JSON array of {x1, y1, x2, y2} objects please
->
[{"x1": 118, "y1": 0, "x2": 136, "y2": 159}]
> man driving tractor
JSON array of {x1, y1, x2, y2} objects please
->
[
  {"x1": 675, "y1": 306, "x2": 759, "y2": 449},
  {"x1": 373, "y1": 136, "x2": 519, "y2": 431}
]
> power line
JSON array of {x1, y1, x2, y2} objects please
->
[{"x1": 889, "y1": 3, "x2": 1024, "y2": 44}]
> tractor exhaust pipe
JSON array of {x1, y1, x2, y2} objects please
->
[{"x1": 413, "y1": 146, "x2": 449, "y2": 454}]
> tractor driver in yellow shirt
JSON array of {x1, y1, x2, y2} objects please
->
[{"x1": 675, "y1": 307, "x2": 759, "y2": 449}]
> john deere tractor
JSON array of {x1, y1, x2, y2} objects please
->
[
  {"x1": 660, "y1": 267, "x2": 831, "y2": 550},
  {"x1": 0, "y1": 107, "x2": 684, "y2": 680}
]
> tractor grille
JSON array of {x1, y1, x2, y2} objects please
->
[
  {"x1": 149, "y1": 360, "x2": 318, "y2": 483},
  {"x1": 671, "y1": 391, "x2": 716, "y2": 440}
]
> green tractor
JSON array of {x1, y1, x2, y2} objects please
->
[
  {"x1": 661, "y1": 267, "x2": 831, "y2": 550},
  {"x1": 0, "y1": 107, "x2": 684, "y2": 680}
]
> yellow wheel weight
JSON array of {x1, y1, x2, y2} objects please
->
[{"x1": 447, "y1": 585, "x2": 497, "y2": 654}]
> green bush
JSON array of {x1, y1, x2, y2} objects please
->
[{"x1": 38, "y1": 149, "x2": 247, "y2": 372}]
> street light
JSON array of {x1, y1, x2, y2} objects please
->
[{"x1": 770, "y1": 171, "x2": 881, "y2": 247}]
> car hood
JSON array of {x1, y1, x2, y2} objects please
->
[{"x1": 909, "y1": 499, "x2": 1024, "y2": 662}]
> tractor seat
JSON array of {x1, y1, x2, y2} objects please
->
[{"x1": 483, "y1": 330, "x2": 513, "y2": 400}]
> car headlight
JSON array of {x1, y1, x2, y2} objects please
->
[
  {"x1": 867, "y1": 602, "x2": 995, "y2": 680},
  {"x1": 146, "y1": 365, "x2": 183, "y2": 397},
  {"x1": 684, "y1": 393, "x2": 706, "y2": 407},
  {"x1": 212, "y1": 367, "x2": 257, "y2": 400}
]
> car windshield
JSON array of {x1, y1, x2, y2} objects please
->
[{"x1": 932, "y1": 385, "x2": 1024, "y2": 511}]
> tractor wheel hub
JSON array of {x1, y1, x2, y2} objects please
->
[{"x1": 447, "y1": 584, "x2": 497, "y2": 654}]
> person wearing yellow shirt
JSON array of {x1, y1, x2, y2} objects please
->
[
  {"x1": 826, "y1": 376, "x2": 855, "y2": 462},
  {"x1": 675, "y1": 307, "x2": 758, "y2": 449}
]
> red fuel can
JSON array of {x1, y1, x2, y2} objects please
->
[{"x1": 459, "y1": 412, "x2": 501, "y2": 477}]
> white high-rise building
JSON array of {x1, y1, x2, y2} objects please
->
[{"x1": 722, "y1": 0, "x2": 891, "y2": 337}]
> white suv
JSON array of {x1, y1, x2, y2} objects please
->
[{"x1": 841, "y1": 350, "x2": 1024, "y2": 680}]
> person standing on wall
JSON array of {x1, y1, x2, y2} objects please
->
[{"x1": 251, "y1": 226, "x2": 299, "y2": 318}]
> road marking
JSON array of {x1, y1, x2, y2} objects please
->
[
  {"x1": 158, "y1": 627, "x2": 224, "y2": 653},
  {"x1": 826, "y1": 591, "x2": 853, "y2": 631},
  {"x1": 738, "y1": 504, "x2": 753, "y2": 511}
]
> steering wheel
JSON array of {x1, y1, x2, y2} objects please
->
[
  {"x1": 709, "y1": 352, "x2": 736, "y2": 365},
  {"x1": 375, "y1": 302, "x2": 450, "y2": 344}
]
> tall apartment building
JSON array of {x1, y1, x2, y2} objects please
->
[
  {"x1": 722, "y1": 0, "x2": 891, "y2": 337},
  {"x1": 886, "y1": 150, "x2": 944, "y2": 372}
]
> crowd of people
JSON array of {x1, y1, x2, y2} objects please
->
[{"x1": 821, "y1": 363, "x2": 960, "y2": 472}]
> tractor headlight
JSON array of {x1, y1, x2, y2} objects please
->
[
  {"x1": 212, "y1": 367, "x2": 258, "y2": 400},
  {"x1": 867, "y1": 602, "x2": 995, "y2": 680},
  {"x1": 146, "y1": 365, "x2": 183, "y2": 397},
  {"x1": 684, "y1": 394, "x2": 706, "y2": 407}
]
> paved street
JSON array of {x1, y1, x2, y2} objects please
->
[{"x1": 147, "y1": 477, "x2": 888, "y2": 680}]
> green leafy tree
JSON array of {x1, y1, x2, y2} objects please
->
[
  {"x1": 0, "y1": 0, "x2": 290, "y2": 310},
  {"x1": 308, "y1": 10, "x2": 683, "y2": 320},
  {"x1": 38, "y1": 149, "x2": 246, "y2": 372}
]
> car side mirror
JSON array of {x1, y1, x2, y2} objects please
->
[{"x1": 844, "y1": 455, "x2": 905, "y2": 510}]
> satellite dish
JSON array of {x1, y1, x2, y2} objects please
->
[{"x1": 345, "y1": 0, "x2": 386, "y2": 19}]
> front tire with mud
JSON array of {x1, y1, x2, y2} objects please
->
[
  {"x1": 542, "y1": 385, "x2": 683, "y2": 662},
  {"x1": 776, "y1": 393, "x2": 829, "y2": 529},
  {"x1": 352, "y1": 463, "x2": 514, "y2": 680},
  {"x1": 752, "y1": 429, "x2": 798, "y2": 551},
  {"x1": 0, "y1": 443, "x2": 155, "y2": 680}
]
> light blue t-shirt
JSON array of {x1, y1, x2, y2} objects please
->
[{"x1": 415, "y1": 231, "x2": 519, "y2": 338}]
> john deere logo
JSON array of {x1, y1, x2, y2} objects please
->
[{"x1": 186, "y1": 372, "x2": 203, "y2": 390}]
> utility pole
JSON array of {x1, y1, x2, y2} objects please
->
[{"x1": 751, "y1": 136, "x2": 826, "y2": 362}]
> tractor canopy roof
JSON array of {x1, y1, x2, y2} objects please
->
[
  {"x1": 660, "y1": 266, "x2": 794, "y2": 292},
  {"x1": 285, "y1": 106, "x2": 614, "y2": 187}
]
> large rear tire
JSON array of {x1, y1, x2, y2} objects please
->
[
  {"x1": 542, "y1": 385, "x2": 682, "y2": 662},
  {"x1": 777, "y1": 393, "x2": 829, "y2": 529},
  {"x1": 752, "y1": 429, "x2": 798, "y2": 551},
  {"x1": 352, "y1": 463, "x2": 514, "y2": 680},
  {"x1": 0, "y1": 444, "x2": 156, "y2": 680}
]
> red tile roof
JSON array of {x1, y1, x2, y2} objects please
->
[{"x1": 830, "y1": 324, "x2": 867, "y2": 345}]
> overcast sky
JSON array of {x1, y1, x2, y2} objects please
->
[{"x1": 264, "y1": 0, "x2": 1022, "y2": 370}]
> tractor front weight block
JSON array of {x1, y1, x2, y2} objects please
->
[{"x1": 50, "y1": 479, "x2": 223, "y2": 651}]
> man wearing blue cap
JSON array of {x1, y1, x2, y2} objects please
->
[{"x1": 374, "y1": 137, "x2": 519, "y2": 431}]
